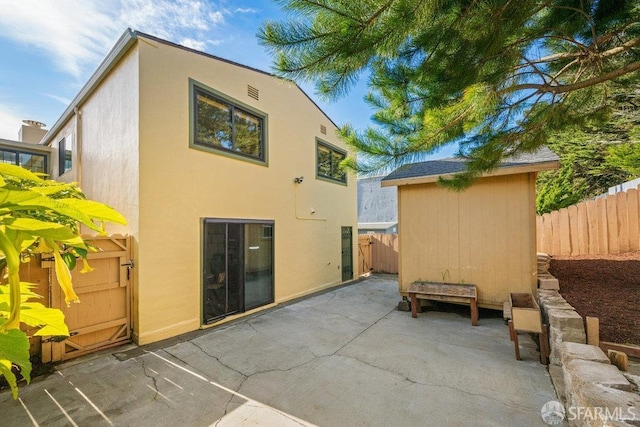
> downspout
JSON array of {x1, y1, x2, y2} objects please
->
[{"x1": 74, "y1": 107, "x2": 82, "y2": 187}]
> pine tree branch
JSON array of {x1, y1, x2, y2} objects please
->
[
  {"x1": 288, "y1": 0, "x2": 363, "y2": 23},
  {"x1": 506, "y1": 60, "x2": 640, "y2": 95},
  {"x1": 532, "y1": 37, "x2": 640, "y2": 65},
  {"x1": 363, "y1": 0, "x2": 395, "y2": 25}
]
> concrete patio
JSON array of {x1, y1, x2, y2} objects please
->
[{"x1": 1, "y1": 275, "x2": 557, "y2": 426}]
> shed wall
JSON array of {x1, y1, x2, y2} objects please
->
[{"x1": 397, "y1": 173, "x2": 537, "y2": 308}]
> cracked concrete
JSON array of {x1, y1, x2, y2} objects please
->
[{"x1": 0, "y1": 275, "x2": 557, "y2": 426}]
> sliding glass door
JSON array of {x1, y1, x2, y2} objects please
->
[{"x1": 203, "y1": 219, "x2": 274, "y2": 323}]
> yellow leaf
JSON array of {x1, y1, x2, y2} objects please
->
[
  {"x1": 80, "y1": 258, "x2": 94, "y2": 274},
  {"x1": 32, "y1": 238, "x2": 51, "y2": 254},
  {"x1": 50, "y1": 246, "x2": 80, "y2": 306}
]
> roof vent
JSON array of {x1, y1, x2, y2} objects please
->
[
  {"x1": 23, "y1": 119, "x2": 46, "y2": 128},
  {"x1": 320, "y1": 124, "x2": 327, "y2": 135},
  {"x1": 247, "y1": 85, "x2": 259, "y2": 100}
]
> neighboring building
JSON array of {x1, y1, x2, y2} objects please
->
[
  {"x1": 0, "y1": 120, "x2": 51, "y2": 174},
  {"x1": 382, "y1": 148, "x2": 559, "y2": 309},
  {"x1": 40, "y1": 29, "x2": 357, "y2": 345},
  {"x1": 357, "y1": 175, "x2": 397, "y2": 234},
  {"x1": 606, "y1": 177, "x2": 640, "y2": 196}
]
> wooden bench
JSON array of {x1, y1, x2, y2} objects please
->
[{"x1": 407, "y1": 282, "x2": 478, "y2": 326}]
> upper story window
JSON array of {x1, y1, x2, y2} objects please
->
[
  {"x1": 0, "y1": 149, "x2": 47, "y2": 174},
  {"x1": 192, "y1": 81, "x2": 266, "y2": 164},
  {"x1": 58, "y1": 135, "x2": 72, "y2": 176},
  {"x1": 316, "y1": 140, "x2": 346, "y2": 184}
]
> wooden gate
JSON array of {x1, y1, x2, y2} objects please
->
[
  {"x1": 42, "y1": 235, "x2": 132, "y2": 362},
  {"x1": 358, "y1": 235, "x2": 372, "y2": 275}
]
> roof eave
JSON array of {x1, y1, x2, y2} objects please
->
[
  {"x1": 0, "y1": 138, "x2": 52, "y2": 153},
  {"x1": 40, "y1": 29, "x2": 138, "y2": 146},
  {"x1": 381, "y1": 160, "x2": 560, "y2": 187}
]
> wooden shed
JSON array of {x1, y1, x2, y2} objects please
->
[{"x1": 381, "y1": 148, "x2": 559, "y2": 309}]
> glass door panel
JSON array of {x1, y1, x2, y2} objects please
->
[
  {"x1": 203, "y1": 222, "x2": 227, "y2": 321},
  {"x1": 226, "y1": 223, "x2": 243, "y2": 315},
  {"x1": 244, "y1": 224, "x2": 274, "y2": 310}
]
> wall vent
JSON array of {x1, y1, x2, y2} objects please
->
[
  {"x1": 247, "y1": 85, "x2": 259, "y2": 100},
  {"x1": 320, "y1": 124, "x2": 327, "y2": 135}
]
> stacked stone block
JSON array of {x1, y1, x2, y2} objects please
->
[
  {"x1": 560, "y1": 342, "x2": 640, "y2": 426},
  {"x1": 538, "y1": 289, "x2": 586, "y2": 365},
  {"x1": 537, "y1": 252, "x2": 560, "y2": 290}
]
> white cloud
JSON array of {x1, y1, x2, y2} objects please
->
[
  {"x1": 45, "y1": 94, "x2": 72, "y2": 106},
  {"x1": 209, "y1": 11, "x2": 225, "y2": 25},
  {"x1": 0, "y1": 104, "x2": 25, "y2": 141},
  {"x1": 179, "y1": 38, "x2": 207, "y2": 51},
  {"x1": 0, "y1": 0, "x2": 227, "y2": 79},
  {"x1": 120, "y1": 0, "x2": 218, "y2": 38},
  {"x1": 0, "y1": 0, "x2": 118, "y2": 78},
  {"x1": 234, "y1": 8, "x2": 258, "y2": 14}
]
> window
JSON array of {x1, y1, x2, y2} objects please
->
[
  {"x1": 316, "y1": 140, "x2": 346, "y2": 183},
  {"x1": 192, "y1": 83, "x2": 266, "y2": 163},
  {"x1": 0, "y1": 148, "x2": 47, "y2": 174},
  {"x1": 58, "y1": 135, "x2": 72, "y2": 175}
]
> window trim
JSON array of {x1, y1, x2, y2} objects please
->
[
  {"x1": 58, "y1": 135, "x2": 72, "y2": 176},
  {"x1": 0, "y1": 147, "x2": 48, "y2": 174},
  {"x1": 315, "y1": 138, "x2": 347, "y2": 185},
  {"x1": 189, "y1": 79, "x2": 269, "y2": 166}
]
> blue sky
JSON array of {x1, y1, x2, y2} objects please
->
[
  {"x1": 0, "y1": 0, "x2": 377, "y2": 141},
  {"x1": 0, "y1": 0, "x2": 457, "y2": 161}
]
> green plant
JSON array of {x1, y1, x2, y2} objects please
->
[
  {"x1": 0, "y1": 163, "x2": 126, "y2": 398},
  {"x1": 260, "y1": 1, "x2": 640, "y2": 186},
  {"x1": 440, "y1": 270, "x2": 450, "y2": 284}
]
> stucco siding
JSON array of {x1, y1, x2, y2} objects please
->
[
  {"x1": 135, "y1": 38, "x2": 357, "y2": 343},
  {"x1": 397, "y1": 174, "x2": 537, "y2": 308},
  {"x1": 77, "y1": 48, "x2": 140, "y2": 238},
  {"x1": 44, "y1": 48, "x2": 140, "y2": 239}
]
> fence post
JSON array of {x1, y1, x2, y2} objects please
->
[
  {"x1": 606, "y1": 195, "x2": 619, "y2": 254},
  {"x1": 628, "y1": 189, "x2": 639, "y2": 252},
  {"x1": 616, "y1": 192, "x2": 630, "y2": 253},
  {"x1": 576, "y1": 202, "x2": 588, "y2": 256}
]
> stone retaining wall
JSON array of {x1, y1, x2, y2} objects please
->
[
  {"x1": 538, "y1": 289, "x2": 586, "y2": 366},
  {"x1": 537, "y1": 290, "x2": 640, "y2": 426}
]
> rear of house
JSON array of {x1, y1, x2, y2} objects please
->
[{"x1": 41, "y1": 30, "x2": 357, "y2": 345}]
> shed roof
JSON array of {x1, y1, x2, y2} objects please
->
[{"x1": 381, "y1": 146, "x2": 559, "y2": 187}]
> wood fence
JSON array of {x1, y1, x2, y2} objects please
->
[
  {"x1": 18, "y1": 235, "x2": 132, "y2": 362},
  {"x1": 536, "y1": 188, "x2": 640, "y2": 256},
  {"x1": 358, "y1": 233, "x2": 399, "y2": 275}
]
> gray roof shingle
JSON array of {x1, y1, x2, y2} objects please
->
[{"x1": 382, "y1": 146, "x2": 559, "y2": 182}]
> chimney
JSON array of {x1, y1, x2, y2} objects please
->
[{"x1": 19, "y1": 120, "x2": 47, "y2": 144}]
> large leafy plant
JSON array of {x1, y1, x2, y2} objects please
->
[{"x1": 0, "y1": 163, "x2": 126, "y2": 398}]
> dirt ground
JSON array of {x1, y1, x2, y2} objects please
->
[{"x1": 549, "y1": 251, "x2": 640, "y2": 346}]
